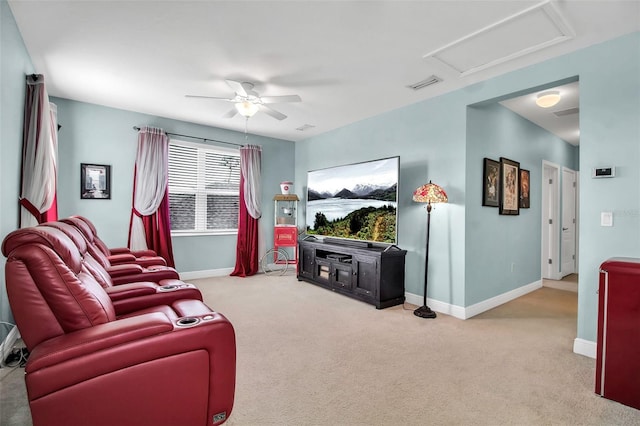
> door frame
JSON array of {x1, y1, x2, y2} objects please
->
[{"x1": 541, "y1": 160, "x2": 561, "y2": 280}]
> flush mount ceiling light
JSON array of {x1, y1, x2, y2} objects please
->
[
  {"x1": 234, "y1": 100, "x2": 259, "y2": 117},
  {"x1": 536, "y1": 90, "x2": 561, "y2": 108}
]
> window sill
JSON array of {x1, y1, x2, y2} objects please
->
[{"x1": 171, "y1": 231, "x2": 238, "y2": 238}]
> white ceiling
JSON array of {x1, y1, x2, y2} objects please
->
[
  {"x1": 500, "y1": 81, "x2": 580, "y2": 145},
  {"x1": 8, "y1": 1, "x2": 640, "y2": 142}
]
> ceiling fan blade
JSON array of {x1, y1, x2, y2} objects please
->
[
  {"x1": 225, "y1": 79, "x2": 248, "y2": 97},
  {"x1": 258, "y1": 104, "x2": 287, "y2": 120},
  {"x1": 222, "y1": 108, "x2": 238, "y2": 119},
  {"x1": 185, "y1": 95, "x2": 234, "y2": 101},
  {"x1": 260, "y1": 95, "x2": 302, "y2": 104}
]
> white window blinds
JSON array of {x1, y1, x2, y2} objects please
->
[{"x1": 168, "y1": 140, "x2": 240, "y2": 233}]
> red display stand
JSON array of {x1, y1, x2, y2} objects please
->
[
  {"x1": 273, "y1": 194, "x2": 299, "y2": 268},
  {"x1": 596, "y1": 257, "x2": 640, "y2": 410}
]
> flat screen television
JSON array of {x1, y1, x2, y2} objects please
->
[{"x1": 305, "y1": 156, "x2": 399, "y2": 243}]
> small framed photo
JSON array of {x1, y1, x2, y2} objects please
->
[
  {"x1": 499, "y1": 157, "x2": 520, "y2": 215},
  {"x1": 81, "y1": 163, "x2": 111, "y2": 199},
  {"x1": 519, "y1": 169, "x2": 530, "y2": 209},
  {"x1": 482, "y1": 158, "x2": 500, "y2": 207}
]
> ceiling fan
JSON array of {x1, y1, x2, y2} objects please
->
[{"x1": 186, "y1": 79, "x2": 301, "y2": 120}]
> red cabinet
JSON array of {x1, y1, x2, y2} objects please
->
[{"x1": 596, "y1": 257, "x2": 640, "y2": 410}]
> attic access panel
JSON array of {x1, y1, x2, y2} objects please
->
[{"x1": 424, "y1": 1, "x2": 574, "y2": 77}]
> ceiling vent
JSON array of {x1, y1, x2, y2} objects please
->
[
  {"x1": 553, "y1": 107, "x2": 579, "y2": 117},
  {"x1": 407, "y1": 75, "x2": 442, "y2": 91},
  {"x1": 295, "y1": 124, "x2": 316, "y2": 132}
]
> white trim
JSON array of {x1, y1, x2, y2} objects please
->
[
  {"x1": 179, "y1": 267, "x2": 234, "y2": 280},
  {"x1": 404, "y1": 292, "x2": 467, "y2": 319},
  {"x1": 573, "y1": 338, "x2": 596, "y2": 359},
  {"x1": 464, "y1": 280, "x2": 542, "y2": 319},
  {"x1": 0, "y1": 326, "x2": 20, "y2": 367},
  {"x1": 405, "y1": 279, "x2": 541, "y2": 320}
]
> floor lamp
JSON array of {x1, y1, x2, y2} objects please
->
[{"x1": 412, "y1": 180, "x2": 448, "y2": 319}]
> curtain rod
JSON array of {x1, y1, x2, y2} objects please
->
[{"x1": 132, "y1": 126, "x2": 244, "y2": 148}]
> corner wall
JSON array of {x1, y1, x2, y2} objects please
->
[
  {"x1": 0, "y1": 0, "x2": 34, "y2": 341},
  {"x1": 53, "y1": 97, "x2": 295, "y2": 274},
  {"x1": 465, "y1": 103, "x2": 578, "y2": 307}
]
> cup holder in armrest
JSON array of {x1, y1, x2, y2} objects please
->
[
  {"x1": 176, "y1": 317, "x2": 201, "y2": 327},
  {"x1": 159, "y1": 284, "x2": 179, "y2": 292}
]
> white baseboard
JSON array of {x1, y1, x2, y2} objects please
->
[
  {"x1": 0, "y1": 326, "x2": 20, "y2": 367},
  {"x1": 405, "y1": 280, "x2": 543, "y2": 320},
  {"x1": 573, "y1": 338, "x2": 596, "y2": 359},
  {"x1": 179, "y1": 267, "x2": 234, "y2": 280},
  {"x1": 464, "y1": 280, "x2": 542, "y2": 319}
]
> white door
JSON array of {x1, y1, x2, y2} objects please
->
[
  {"x1": 542, "y1": 162, "x2": 560, "y2": 279},
  {"x1": 561, "y1": 168, "x2": 577, "y2": 277}
]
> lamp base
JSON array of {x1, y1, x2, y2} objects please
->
[{"x1": 414, "y1": 305, "x2": 437, "y2": 319}]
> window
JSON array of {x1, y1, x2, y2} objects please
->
[{"x1": 168, "y1": 140, "x2": 240, "y2": 234}]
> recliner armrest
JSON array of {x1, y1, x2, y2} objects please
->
[
  {"x1": 25, "y1": 311, "x2": 236, "y2": 426},
  {"x1": 106, "y1": 263, "x2": 145, "y2": 277},
  {"x1": 105, "y1": 282, "x2": 158, "y2": 301},
  {"x1": 27, "y1": 313, "x2": 173, "y2": 372},
  {"x1": 109, "y1": 247, "x2": 158, "y2": 258},
  {"x1": 107, "y1": 253, "x2": 138, "y2": 265}
]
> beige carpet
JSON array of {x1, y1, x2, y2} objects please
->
[
  {"x1": 3, "y1": 274, "x2": 638, "y2": 425},
  {"x1": 193, "y1": 273, "x2": 639, "y2": 426}
]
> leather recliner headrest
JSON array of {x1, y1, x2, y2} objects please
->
[
  {"x1": 40, "y1": 221, "x2": 89, "y2": 254},
  {"x1": 61, "y1": 216, "x2": 95, "y2": 242},
  {"x1": 2, "y1": 226, "x2": 83, "y2": 274}
]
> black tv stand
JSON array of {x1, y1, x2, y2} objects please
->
[{"x1": 297, "y1": 238, "x2": 407, "y2": 309}]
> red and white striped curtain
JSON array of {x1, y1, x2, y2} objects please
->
[
  {"x1": 127, "y1": 126, "x2": 175, "y2": 267},
  {"x1": 19, "y1": 74, "x2": 58, "y2": 228},
  {"x1": 231, "y1": 144, "x2": 262, "y2": 277}
]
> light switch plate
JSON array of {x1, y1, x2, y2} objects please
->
[{"x1": 601, "y1": 211, "x2": 613, "y2": 227}]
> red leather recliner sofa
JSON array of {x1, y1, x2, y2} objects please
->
[{"x1": 2, "y1": 225, "x2": 236, "y2": 426}]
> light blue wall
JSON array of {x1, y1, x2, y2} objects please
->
[
  {"x1": 53, "y1": 98, "x2": 295, "y2": 273},
  {"x1": 576, "y1": 34, "x2": 640, "y2": 342},
  {"x1": 465, "y1": 103, "x2": 578, "y2": 306},
  {"x1": 297, "y1": 32, "x2": 640, "y2": 345},
  {"x1": 0, "y1": 0, "x2": 34, "y2": 340},
  {"x1": 295, "y1": 92, "x2": 469, "y2": 304}
]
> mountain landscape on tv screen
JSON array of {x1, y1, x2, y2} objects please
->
[
  {"x1": 308, "y1": 183, "x2": 397, "y2": 202},
  {"x1": 306, "y1": 183, "x2": 397, "y2": 243}
]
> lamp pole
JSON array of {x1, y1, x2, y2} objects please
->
[{"x1": 414, "y1": 201, "x2": 437, "y2": 318}]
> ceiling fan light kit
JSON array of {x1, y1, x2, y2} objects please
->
[
  {"x1": 235, "y1": 100, "x2": 259, "y2": 117},
  {"x1": 187, "y1": 79, "x2": 301, "y2": 121},
  {"x1": 536, "y1": 90, "x2": 561, "y2": 108}
]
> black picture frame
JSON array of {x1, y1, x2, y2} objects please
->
[
  {"x1": 81, "y1": 163, "x2": 111, "y2": 199},
  {"x1": 499, "y1": 157, "x2": 520, "y2": 215},
  {"x1": 482, "y1": 158, "x2": 500, "y2": 207},
  {"x1": 519, "y1": 169, "x2": 530, "y2": 209}
]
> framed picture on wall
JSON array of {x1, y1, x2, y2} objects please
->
[
  {"x1": 499, "y1": 157, "x2": 519, "y2": 215},
  {"x1": 482, "y1": 158, "x2": 500, "y2": 207},
  {"x1": 81, "y1": 163, "x2": 111, "y2": 199},
  {"x1": 520, "y1": 169, "x2": 530, "y2": 208}
]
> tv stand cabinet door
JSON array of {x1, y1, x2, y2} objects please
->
[
  {"x1": 299, "y1": 244, "x2": 315, "y2": 280},
  {"x1": 332, "y1": 262, "x2": 354, "y2": 291},
  {"x1": 353, "y1": 255, "x2": 378, "y2": 299}
]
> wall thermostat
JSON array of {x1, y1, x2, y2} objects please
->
[{"x1": 592, "y1": 167, "x2": 615, "y2": 178}]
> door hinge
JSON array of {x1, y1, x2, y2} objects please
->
[
  {"x1": 549, "y1": 219, "x2": 553, "y2": 224},
  {"x1": 549, "y1": 179, "x2": 553, "y2": 184},
  {"x1": 573, "y1": 218, "x2": 576, "y2": 224},
  {"x1": 573, "y1": 254, "x2": 576, "y2": 260},
  {"x1": 548, "y1": 259, "x2": 553, "y2": 265},
  {"x1": 573, "y1": 182, "x2": 576, "y2": 188}
]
